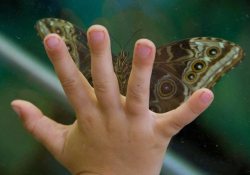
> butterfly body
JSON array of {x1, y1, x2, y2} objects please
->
[
  {"x1": 113, "y1": 50, "x2": 132, "y2": 95},
  {"x1": 36, "y1": 18, "x2": 245, "y2": 113}
]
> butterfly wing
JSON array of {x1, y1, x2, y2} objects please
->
[
  {"x1": 35, "y1": 18, "x2": 118, "y2": 87},
  {"x1": 36, "y1": 19, "x2": 245, "y2": 113},
  {"x1": 150, "y1": 37, "x2": 245, "y2": 113}
]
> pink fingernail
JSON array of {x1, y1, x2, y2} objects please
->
[
  {"x1": 46, "y1": 37, "x2": 60, "y2": 49},
  {"x1": 137, "y1": 44, "x2": 151, "y2": 57},
  {"x1": 200, "y1": 92, "x2": 213, "y2": 104},
  {"x1": 11, "y1": 105, "x2": 21, "y2": 116},
  {"x1": 89, "y1": 31, "x2": 104, "y2": 42}
]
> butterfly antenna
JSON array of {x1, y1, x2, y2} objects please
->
[
  {"x1": 124, "y1": 29, "x2": 142, "y2": 50},
  {"x1": 109, "y1": 32, "x2": 122, "y2": 50}
]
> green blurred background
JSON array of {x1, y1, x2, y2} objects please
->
[{"x1": 0, "y1": 0, "x2": 250, "y2": 174}]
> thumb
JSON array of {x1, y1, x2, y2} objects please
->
[
  {"x1": 11, "y1": 100, "x2": 69, "y2": 158},
  {"x1": 156, "y1": 88, "x2": 214, "y2": 138}
]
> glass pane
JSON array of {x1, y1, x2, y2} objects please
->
[{"x1": 0, "y1": 1, "x2": 249, "y2": 174}]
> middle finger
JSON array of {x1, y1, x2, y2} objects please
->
[{"x1": 87, "y1": 25, "x2": 121, "y2": 112}]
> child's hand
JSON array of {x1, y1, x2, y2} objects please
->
[{"x1": 11, "y1": 25, "x2": 213, "y2": 175}]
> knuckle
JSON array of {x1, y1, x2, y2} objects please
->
[
  {"x1": 91, "y1": 49, "x2": 107, "y2": 58},
  {"x1": 169, "y1": 114, "x2": 184, "y2": 133},
  {"x1": 24, "y1": 118, "x2": 42, "y2": 142},
  {"x1": 133, "y1": 61, "x2": 145, "y2": 69},
  {"x1": 169, "y1": 110, "x2": 185, "y2": 135},
  {"x1": 187, "y1": 102, "x2": 200, "y2": 115},
  {"x1": 133, "y1": 55, "x2": 152, "y2": 69},
  {"x1": 24, "y1": 121, "x2": 35, "y2": 134},
  {"x1": 60, "y1": 72, "x2": 79, "y2": 93},
  {"x1": 49, "y1": 49, "x2": 66, "y2": 61},
  {"x1": 93, "y1": 77, "x2": 109, "y2": 93},
  {"x1": 127, "y1": 88, "x2": 144, "y2": 103}
]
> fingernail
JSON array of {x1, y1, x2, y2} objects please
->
[
  {"x1": 11, "y1": 105, "x2": 21, "y2": 116},
  {"x1": 46, "y1": 37, "x2": 59, "y2": 49},
  {"x1": 137, "y1": 44, "x2": 151, "y2": 57},
  {"x1": 89, "y1": 31, "x2": 104, "y2": 42},
  {"x1": 200, "y1": 92, "x2": 213, "y2": 104}
]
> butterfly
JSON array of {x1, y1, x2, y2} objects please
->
[{"x1": 35, "y1": 18, "x2": 245, "y2": 113}]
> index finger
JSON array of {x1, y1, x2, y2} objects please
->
[{"x1": 44, "y1": 34, "x2": 94, "y2": 114}]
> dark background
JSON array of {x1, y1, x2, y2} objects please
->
[{"x1": 0, "y1": 0, "x2": 250, "y2": 174}]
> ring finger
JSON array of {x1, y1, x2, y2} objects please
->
[{"x1": 126, "y1": 39, "x2": 156, "y2": 116}]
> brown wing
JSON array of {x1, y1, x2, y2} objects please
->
[{"x1": 150, "y1": 37, "x2": 245, "y2": 113}]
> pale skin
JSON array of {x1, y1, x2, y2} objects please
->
[{"x1": 11, "y1": 25, "x2": 214, "y2": 175}]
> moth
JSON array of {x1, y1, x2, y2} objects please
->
[{"x1": 35, "y1": 18, "x2": 245, "y2": 113}]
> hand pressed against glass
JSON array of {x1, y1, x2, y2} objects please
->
[{"x1": 11, "y1": 25, "x2": 213, "y2": 175}]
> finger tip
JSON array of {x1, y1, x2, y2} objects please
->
[
  {"x1": 11, "y1": 99, "x2": 30, "y2": 106},
  {"x1": 201, "y1": 88, "x2": 213, "y2": 94},
  {"x1": 11, "y1": 99, "x2": 24, "y2": 107},
  {"x1": 135, "y1": 39, "x2": 156, "y2": 59},
  {"x1": 11, "y1": 100, "x2": 42, "y2": 117},
  {"x1": 136, "y1": 39, "x2": 156, "y2": 50},
  {"x1": 199, "y1": 88, "x2": 214, "y2": 104},
  {"x1": 44, "y1": 34, "x2": 61, "y2": 50},
  {"x1": 10, "y1": 100, "x2": 35, "y2": 118},
  {"x1": 87, "y1": 25, "x2": 108, "y2": 39},
  {"x1": 87, "y1": 25, "x2": 109, "y2": 44},
  {"x1": 87, "y1": 25, "x2": 107, "y2": 33},
  {"x1": 44, "y1": 33, "x2": 61, "y2": 41},
  {"x1": 11, "y1": 100, "x2": 17, "y2": 106},
  {"x1": 11, "y1": 101, "x2": 21, "y2": 116}
]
